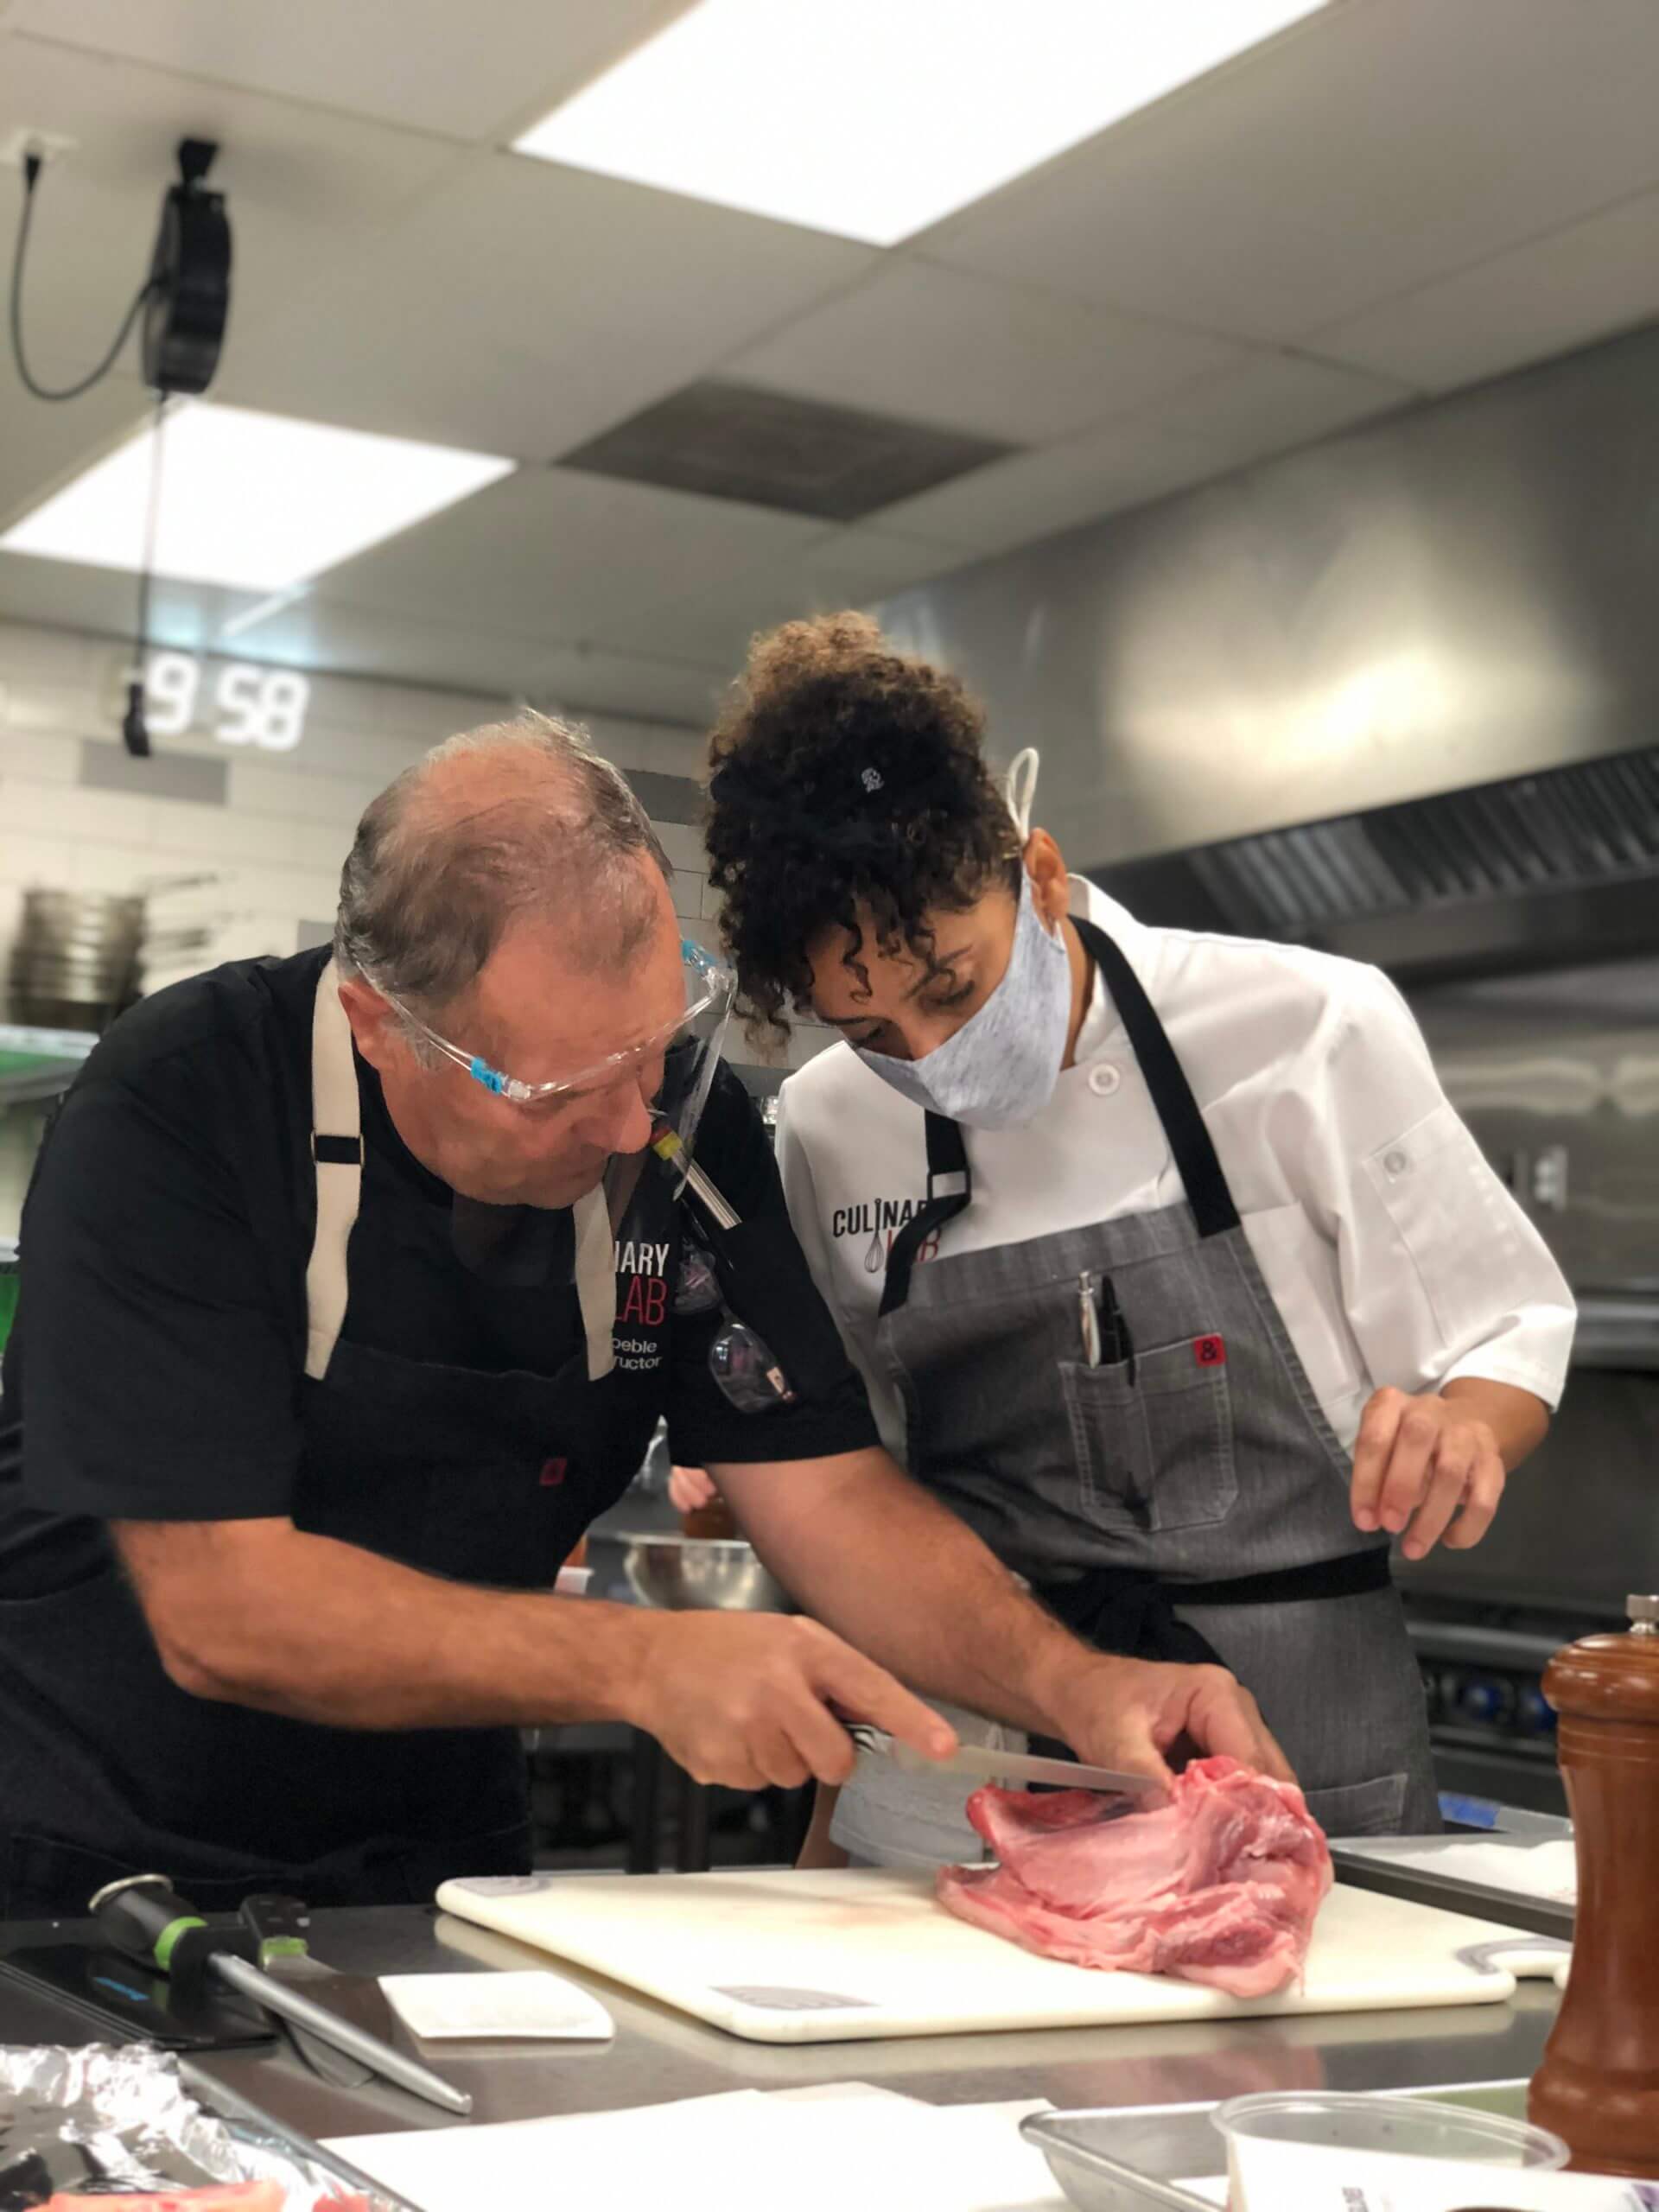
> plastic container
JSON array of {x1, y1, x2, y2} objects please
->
[
  {"x1": 1020, "y1": 2085, "x2": 1541, "y2": 2212},
  {"x1": 1216, "y1": 2091, "x2": 1568, "y2": 2209}
]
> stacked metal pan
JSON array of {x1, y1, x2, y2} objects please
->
[{"x1": 7, "y1": 887, "x2": 145, "y2": 1033}]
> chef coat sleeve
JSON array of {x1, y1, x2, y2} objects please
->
[
  {"x1": 664, "y1": 1067, "x2": 879, "y2": 1469},
  {"x1": 1284, "y1": 966, "x2": 1576, "y2": 1409},
  {"x1": 16, "y1": 1071, "x2": 302, "y2": 1522}
]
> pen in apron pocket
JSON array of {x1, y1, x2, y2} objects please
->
[
  {"x1": 1105, "y1": 1276, "x2": 1136, "y2": 1380},
  {"x1": 1078, "y1": 1272, "x2": 1103, "y2": 1366}
]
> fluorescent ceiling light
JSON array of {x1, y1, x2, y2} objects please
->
[
  {"x1": 0, "y1": 403, "x2": 513, "y2": 593},
  {"x1": 514, "y1": 0, "x2": 1331, "y2": 246}
]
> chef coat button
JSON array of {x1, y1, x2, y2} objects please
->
[
  {"x1": 1384, "y1": 1148, "x2": 1409, "y2": 1176},
  {"x1": 1088, "y1": 1062, "x2": 1122, "y2": 1097}
]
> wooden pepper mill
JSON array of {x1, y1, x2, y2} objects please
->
[{"x1": 1529, "y1": 1592, "x2": 1659, "y2": 2174}]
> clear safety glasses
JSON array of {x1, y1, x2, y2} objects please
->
[{"x1": 382, "y1": 938, "x2": 735, "y2": 1154}]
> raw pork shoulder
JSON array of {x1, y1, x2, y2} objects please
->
[{"x1": 937, "y1": 1755, "x2": 1332, "y2": 1998}]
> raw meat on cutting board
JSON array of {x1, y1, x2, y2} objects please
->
[{"x1": 938, "y1": 1755, "x2": 1332, "y2": 1998}]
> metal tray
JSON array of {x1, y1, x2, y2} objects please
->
[
  {"x1": 0, "y1": 2042, "x2": 421, "y2": 2209},
  {"x1": 1021, "y1": 2080, "x2": 1533, "y2": 2212}
]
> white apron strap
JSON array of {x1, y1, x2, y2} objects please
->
[
  {"x1": 304, "y1": 958, "x2": 615, "y2": 1384},
  {"x1": 304, "y1": 961, "x2": 363, "y2": 1382},
  {"x1": 574, "y1": 1184, "x2": 616, "y2": 1382}
]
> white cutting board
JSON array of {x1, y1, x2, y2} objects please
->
[{"x1": 435, "y1": 1868, "x2": 1557, "y2": 2045}]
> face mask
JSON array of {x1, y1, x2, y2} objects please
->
[{"x1": 855, "y1": 870, "x2": 1072, "y2": 1130}]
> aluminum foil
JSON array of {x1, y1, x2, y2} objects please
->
[{"x1": 0, "y1": 2043, "x2": 413, "y2": 2208}]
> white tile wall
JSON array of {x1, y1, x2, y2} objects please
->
[{"x1": 0, "y1": 619, "x2": 834, "y2": 1232}]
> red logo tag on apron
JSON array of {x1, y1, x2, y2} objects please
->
[
  {"x1": 1193, "y1": 1335, "x2": 1227, "y2": 1368},
  {"x1": 539, "y1": 1457, "x2": 568, "y2": 1487}
]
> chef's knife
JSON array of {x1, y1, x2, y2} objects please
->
[
  {"x1": 847, "y1": 1724, "x2": 1161, "y2": 1796},
  {"x1": 238, "y1": 1892, "x2": 376, "y2": 2090},
  {"x1": 90, "y1": 1874, "x2": 472, "y2": 2114}
]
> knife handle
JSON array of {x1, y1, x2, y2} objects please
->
[{"x1": 238, "y1": 1891, "x2": 313, "y2": 1967}]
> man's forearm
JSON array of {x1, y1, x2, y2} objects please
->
[
  {"x1": 714, "y1": 1451, "x2": 1084, "y2": 1738},
  {"x1": 116, "y1": 1518, "x2": 658, "y2": 1732}
]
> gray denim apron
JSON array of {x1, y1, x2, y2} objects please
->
[{"x1": 833, "y1": 914, "x2": 1436, "y2": 1865}]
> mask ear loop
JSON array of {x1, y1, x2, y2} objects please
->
[
  {"x1": 1006, "y1": 747, "x2": 1040, "y2": 843},
  {"x1": 1006, "y1": 747, "x2": 1066, "y2": 945}
]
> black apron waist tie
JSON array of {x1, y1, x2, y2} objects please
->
[{"x1": 1027, "y1": 1545, "x2": 1393, "y2": 1764}]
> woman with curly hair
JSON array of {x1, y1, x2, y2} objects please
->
[{"x1": 701, "y1": 612, "x2": 1573, "y2": 1866}]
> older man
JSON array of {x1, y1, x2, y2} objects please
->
[{"x1": 0, "y1": 717, "x2": 1281, "y2": 1913}]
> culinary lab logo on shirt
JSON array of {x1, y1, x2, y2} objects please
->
[
  {"x1": 613, "y1": 1239, "x2": 669, "y2": 1369},
  {"x1": 830, "y1": 1199, "x2": 941, "y2": 1276}
]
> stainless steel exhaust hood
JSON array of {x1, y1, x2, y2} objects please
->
[
  {"x1": 877, "y1": 318, "x2": 1659, "y2": 979},
  {"x1": 1102, "y1": 743, "x2": 1659, "y2": 981}
]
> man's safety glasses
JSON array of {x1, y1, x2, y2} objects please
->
[{"x1": 380, "y1": 938, "x2": 735, "y2": 1114}]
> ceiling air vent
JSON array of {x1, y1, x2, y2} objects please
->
[{"x1": 558, "y1": 378, "x2": 1014, "y2": 522}]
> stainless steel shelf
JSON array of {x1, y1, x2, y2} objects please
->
[{"x1": 0, "y1": 1021, "x2": 96, "y2": 1107}]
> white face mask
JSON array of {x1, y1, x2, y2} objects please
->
[{"x1": 854, "y1": 871, "x2": 1072, "y2": 1130}]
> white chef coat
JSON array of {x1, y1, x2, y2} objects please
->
[{"x1": 777, "y1": 879, "x2": 1575, "y2": 1463}]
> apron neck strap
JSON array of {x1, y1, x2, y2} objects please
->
[
  {"x1": 304, "y1": 959, "x2": 617, "y2": 1384},
  {"x1": 878, "y1": 1112, "x2": 969, "y2": 1319},
  {"x1": 573, "y1": 1185, "x2": 616, "y2": 1382},
  {"x1": 1072, "y1": 913, "x2": 1241, "y2": 1242},
  {"x1": 305, "y1": 961, "x2": 364, "y2": 1382}
]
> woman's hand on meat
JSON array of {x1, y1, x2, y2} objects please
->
[
  {"x1": 1348, "y1": 1386, "x2": 1505, "y2": 1561},
  {"x1": 1053, "y1": 1654, "x2": 1295, "y2": 1796}
]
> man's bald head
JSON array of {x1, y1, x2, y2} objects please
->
[{"x1": 334, "y1": 712, "x2": 673, "y2": 1035}]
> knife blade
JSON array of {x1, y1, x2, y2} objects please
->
[
  {"x1": 240, "y1": 1891, "x2": 375, "y2": 2089},
  {"x1": 848, "y1": 1725, "x2": 1160, "y2": 1797}
]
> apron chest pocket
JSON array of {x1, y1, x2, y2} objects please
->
[{"x1": 1061, "y1": 1338, "x2": 1238, "y2": 1535}]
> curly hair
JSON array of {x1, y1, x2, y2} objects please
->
[{"x1": 705, "y1": 612, "x2": 1022, "y2": 1045}]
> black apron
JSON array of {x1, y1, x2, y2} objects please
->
[{"x1": 0, "y1": 967, "x2": 671, "y2": 1916}]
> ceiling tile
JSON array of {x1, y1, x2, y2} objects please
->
[
  {"x1": 0, "y1": 555, "x2": 722, "y2": 728},
  {"x1": 0, "y1": 375, "x2": 152, "y2": 537},
  {"x1": 6, "y1": 1, "x2": 696, "y2": 142},
  {"x1": 791, "y1": 527, "x2": 967, "y2": 609},
  {"x1": 1310, "y1": 189, "x2": 1659, "y2": 392},
  {"x1": 315, "y1": 467, "x2": 824, "y2": 664},
  {"x1": 213, "y1": 154, "x2": 875, "y2": 459},
  {"x1": 930, "y1": 0, "x2": 1659, "y2": 341},
  {"x1": 512, "y1": 645, "x2": 721, "y2": 728},
  {"x1": 867, "y1": 353, "x2": 1407, "y2": 560},
  {"x1": 0, "y1": 34, "x2": 465, "y2": 375},
  {"x1": 696, "y1": 525, "x2": 967, "y2": 645},
  {"x1": 870, "y1": 421, "x2": 1226, "y2": 558},
  {"x1": 223, "y1": 593, "x2": 722, "y2": 722},
  {"x1": 0, "y1": 550, "x2": 264, "y2": 663},
  {"x1": 1132, "y1": 351, "x2": 1415, "y2": 467},
  {"x1": 724, "y1": 259, "x2": 1249, "y2": 443}
]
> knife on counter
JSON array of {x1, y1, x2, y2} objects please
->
[{"x1": 846, "y1": 1723, "x2": 1162, "y2": 1797}]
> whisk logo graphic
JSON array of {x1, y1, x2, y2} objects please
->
[{"x1": 830, "y1": 1199, "x2": 941, "y2": 1276}]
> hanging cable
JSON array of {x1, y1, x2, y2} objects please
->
[
  {"x1": 10, "y1": 150, "x2": 155, "y2": 402},
  {"x1": 121, "y1": 392, "x2": 170, "y2": 760}
]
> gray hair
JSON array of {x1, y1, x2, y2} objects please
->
[{"x1": 334, "y1": 711, "x2": 672, "y2": 1043}]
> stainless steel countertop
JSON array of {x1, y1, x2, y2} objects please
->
[{"x1": 0, "y1": 1900, "x2": 1560, "y2": 2146}]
